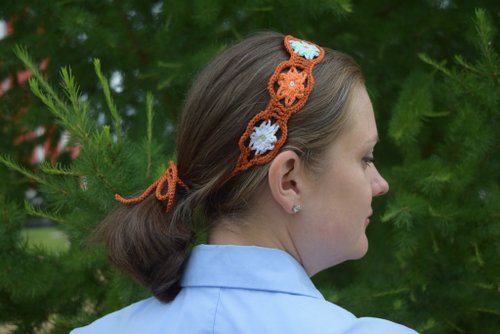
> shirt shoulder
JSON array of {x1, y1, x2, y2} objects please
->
[
  {"x1": 294, "y1": 298, "x2": 417, "y2": 334},
  {"x1": 284, "y1": 296, "x2": 417, "y2": 334},
  {"x1": 70, "y1": 287, "x2": 221, "y2": 334},
  {"x1": 212, "y1": 288, "x2": 417, "y2": 334},
  {"x1": 70, "y1": 297, "x2": 169, "y2": 334},
  {"x1": 347, "y1": 317, "x2": 418, "y2": 334}
]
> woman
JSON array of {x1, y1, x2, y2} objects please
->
[{"x1": 72, "y1": 32, "x2": 417, "y2": 333}]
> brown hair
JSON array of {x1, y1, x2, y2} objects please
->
[{"x1": 96, "y1": 31, "x2": 364, "y2": 303}]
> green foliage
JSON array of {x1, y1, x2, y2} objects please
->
[
  {"x1": 1, "y1": 1, "x2": 499, "y2": 333},
  {"x1": 389, "y1": 71, "x2": 434, "y2": 148}
]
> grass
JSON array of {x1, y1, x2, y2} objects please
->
[{"x1": 21, "y1": 227, "x2": 70, "y2": 253}]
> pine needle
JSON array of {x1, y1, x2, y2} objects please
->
[
  {"x1": 39, "y1": 161, "x2": 82, "y2": 177},
  {"x1": 146, "y1": 92, "x2": 154, "y2": 178},
  {"x1": 93, "y1": 58, "x2": 122, "y2": 144},
  {"x1": 14, "y1": 45, "x2": 69, "y2": 114},
  {"x1": 24, "y1": 201, "x2": 65, "y2": 225},
  {"x1": 0, "y1": 154, "x2": 47, "y2": 185},
  {"x1": 60, "y1": 67, "x2": 82, "y2": 115}
]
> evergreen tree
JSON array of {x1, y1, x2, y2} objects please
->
[{"x1": 0, "y1": 1, "x2": 499, "y2": 333}]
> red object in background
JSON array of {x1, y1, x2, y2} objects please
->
[{"x1": 1, "y1": 18, "x2": 80, "y2": 165}]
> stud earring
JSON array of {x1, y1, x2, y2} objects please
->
[{"x1": 292, "y1": 204, "x2": 301, "y2": 214}]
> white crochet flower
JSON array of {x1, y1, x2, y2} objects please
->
[{"x1": 249, "y1": 120, "x2": 279, "y2": 155}]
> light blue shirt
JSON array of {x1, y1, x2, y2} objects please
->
[{"x1": 71, "y1": 244, "x2": 418, "y2": 333}]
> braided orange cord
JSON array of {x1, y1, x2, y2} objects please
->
[
  {"x1": 229, "y1": 35, "x2": 325, "y2": 178},
  {"x1": 115, "y1": 160, "x2": 189, "y2": 212}
]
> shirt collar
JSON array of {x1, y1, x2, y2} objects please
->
[{"x1": 181, "y1": 244, "x2": 324, "y2": 300}]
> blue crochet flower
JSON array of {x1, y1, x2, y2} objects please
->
[{"x1": 290, "y1": 40, "x2": 320, "y2": 60}]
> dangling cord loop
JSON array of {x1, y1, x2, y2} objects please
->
[{"x1": 115, "y1": 160, "x2": 189, "y2": 213}]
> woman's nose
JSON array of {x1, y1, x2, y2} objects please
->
[{"x1": 372, "y1": 168, "x2": 389, "y2": 197}]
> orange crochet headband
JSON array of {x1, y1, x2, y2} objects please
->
[
  {"x1": 230, "y1": 35, "x2": 325, "y2": 177},
  {"x1": 115, "y1": 35, "x2": 325, "y2": 212}
]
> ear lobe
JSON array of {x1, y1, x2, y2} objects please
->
[{"x1": 267, "y1": 150, "x2": 304, "y2": 214}]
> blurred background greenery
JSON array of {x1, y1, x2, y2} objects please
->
[{"x1": 0, "y1": 1, "x2": 499, "y2": 333}]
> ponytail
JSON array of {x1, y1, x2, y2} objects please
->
[{"x1": 95, "y1": 189, "x2": 194, "y2": 303}]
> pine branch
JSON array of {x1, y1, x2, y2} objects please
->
[
  {"x1": 14, "y1": 45, "x2": 69, "y2": 113},
  {"x1": 444, "y1": 320, "x2": 465, "y2": 333},
  {"x1": 157, "y1": 75, "x2": 176, "y2": 90},
  {"x1": 471, "y1": 308, "x2": 500, "y2": 317},
  {"x1": 474, "y1": 283, "x2": 498, "y2": 291},
  {"x1": 418, "y1": 53, "x2": 452, "y2": 77},
  {"x1": 15, "y1": 46, "x2": 95, "y2": 146},
  {"x1": 381, "y1": 205, "x2": 410, "y2": 224},
  {"x1": 60, "y1": 67, "x2": 82, "y2": 117},
  {"x1": 472, "y1": 241, "x2": 485, "y2": 267},
  {"x1": 157, "y1": 61, "x2": 182, "y2": 69},
  {"x1": 0, "y1": 194, "x2": 25, "y2": 227},
  {"x1": 418, "y1": 52, "x2": 479, "y2": 97},
  {"x1": 0, "y1": 154, "x2": 47, "y2": 186},
  {"x1": 371, "y1": 287, "x2": 410, "y2": 298},
  {"x1": 24, "y1": 201, "x2": 65, "y2": 225},
  {"x1": 416, "y1": 319, "x2": 437, "y2": 333},
  {"x1": 146, "y1": 92, "x2": 154, "y2": 178},
  {"x1": 421, "y1": 110, "x2": 450, "y2": 118},
  {"x1": 28, "y1": 77, "x2": 69, "y2": 124},
  {"x1": 474, "y1": 9, "x2": 496, "y2": 67},
  {"x1": 388, "y1": 71, "x2": 432, "y2": 145},
  {"x1": 307, "y1": 0, "x2": 353, "y2": 15},
  {"x1": 29, "y1": 77, "x2": 93, "y2": 146},
  {"x1": 93, "y1": 58, "x2": 122, "y2": 144},
  {"x1": 90, "y1": 160, "x2": 118, "y2": 195},
  {"x1": 454, "y1": 55, "x2": 483, "y2": 76},
  {"x1": 429, "y1": 230, "x2": 439, "y2": 253},
  {"x1": 39, "y1": 161, "x2": 82, "y2": 177}
]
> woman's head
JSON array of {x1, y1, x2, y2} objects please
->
[
  {"x1": 176, "y1": 31, "x2": 365, "y2": 223},
  {"x1": 99, "y1": 31, "x2": 376, "y2": 302}
]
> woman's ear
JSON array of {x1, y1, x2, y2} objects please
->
[{"x1": 267, "y1": 150, "x2": 307, "y2": 214}]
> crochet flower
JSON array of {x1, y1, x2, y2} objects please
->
[
  {"x1": 249, "y1": 120, "x2": 279, "y2": 155},
  {"x1": 290, "y1": 40, "x2": 320, "y2": 60},
  {"x1": 276, "y1": 67, "x2": 307, "y2": 106}
]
